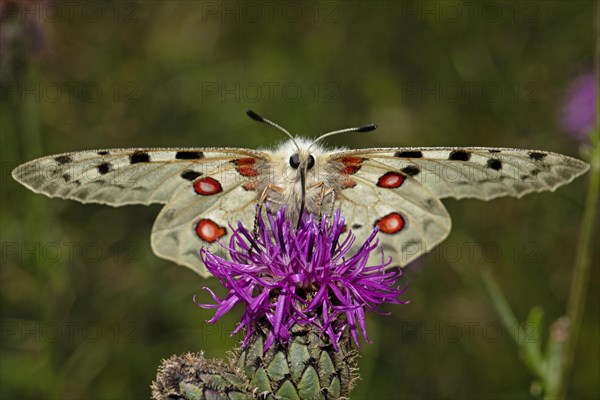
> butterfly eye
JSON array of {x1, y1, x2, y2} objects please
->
[
  {"x1": 307, "y1": 155, "x2": 315, "y2": 170},
  {"x1": 289, "y1": 154, "x2": 301, "y2": 169}
]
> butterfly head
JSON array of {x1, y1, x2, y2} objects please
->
[
  {"x1": 246, "y1": 109, "x2": 376, "y2": 163},
  {"x1": 289, "y1": 150, "x2": 315, "y2": 171},
  {"x1": 247, "y1": 110, "x2": 377, "y2": 222},
  {"x1": 273, "y1": 137, "x2": 318, "y2": 180}
]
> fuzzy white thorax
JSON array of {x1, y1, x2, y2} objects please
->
[{"x1": 256, "y1": 138, "x2": 348, "y2": 220}]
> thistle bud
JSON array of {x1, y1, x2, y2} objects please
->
[{"x1": 237, "y1": 322, "x2": 358, "y2": 399}]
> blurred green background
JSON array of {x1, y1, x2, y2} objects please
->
[{"x1": 1, "y1": 1, "x2": 598, "y2": 399}]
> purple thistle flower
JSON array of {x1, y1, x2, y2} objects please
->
[
  {"x1": 560, "y1": 72, "x2": 597, "y2": 142},
  {"x1": 0, "y1": 0, "x2": 50, "y2": 57},
  {"x1": 196, "y1": 207, "x2": 407, "y2": 351}
]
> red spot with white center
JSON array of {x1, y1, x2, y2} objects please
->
[
  {"x1": 242, "y1": 181, "x2": 257, "y2": 191},
  {"x1": 340, "y1": 156, "x2": 363, "y2": 174},
  {"x1": 195, "y1": 219, "x2": 226, "y2": 242},
  {"x1": 375, "y1": 213, "x2": 405, "y2": 234},
  {"x1": 341, "y1": 178, "x2": 357, "y2": 189},
  {"x1": 235, "y1": 158, "x2": 258, "y2": 177},
  {"x1": 377, "y1": 172, "x2": 405, "y2": 188},
  {"x1": 194, "y1": 177, "x2": 222, "y2": 195}
]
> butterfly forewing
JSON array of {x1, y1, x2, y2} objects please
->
[
  {"x1": 329, "y1": 147, "x2": 590, "y2": 200},
  {"x1": 12, "y1": 147, "x2": 268, "y2": 206}
]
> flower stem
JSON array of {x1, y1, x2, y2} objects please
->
[
  {"x1": 554, "y1": 140, "x2": 599, "y2": 398},
  {"x1": 554, "y1": 123, "x2": 600, "y2": 398},
  {"x1": 556, "y1": 5, "x2": 600, "y2": 399},
  {"x1": 553, "y1": 5, "x2": 600, "y2": 397},
  {"x1": 481, "y1": 268, "x2": 545, "y2": 379}
]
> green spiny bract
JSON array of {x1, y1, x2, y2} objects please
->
[
  {"x1": 236, "y1": 323, "x2": 358, "y2": 400},
  {"x1": 152, "y1": 323, "x2": 358, "y2": 400},
  {"x1": 152, "y1": 352, "x2": 255, "y2": 400}
]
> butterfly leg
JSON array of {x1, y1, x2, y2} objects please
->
[
  {"x1": 305, "y1": 181, "x2": 325, "y2": 221},
  {"x1": 305, "y1": 182, "x2": 336, "y2": 223},
  {"x1": 326, "y1": 188, "x2": 336, "y2": 222},
  {"x1": 254, "y1": 183, "x2": 285, "y2": 236}
]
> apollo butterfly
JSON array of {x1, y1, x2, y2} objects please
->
[{"x1": 12, "y1": 111, "x2": 590, "y2": 276}]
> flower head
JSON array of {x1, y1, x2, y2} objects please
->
[
  {"x1": 1, "y1": 0, "x2": 50, "y2": 82},
  {"x1": 560, "y1": 72, "x2": 597, "y2": 142},
  {"x1": 0, "y1": 0, "x2": 50, "y2": 56},
  {"x1": 197, "y1": 207, "x2": 406, "y2": 350}
]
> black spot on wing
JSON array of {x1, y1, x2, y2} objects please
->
[
  {"x1": 162, "y1": 209, "x2": 177, "y2": 223},
  {"x1": 130, "y1": 151, "x2": 150, "y2": 164},
  {"x1": 529, "y1": 152, "x2": 547, "y2": 161},
  {"x1": 45, "y1": 182, "x2": 59, "y2": 194},
  {"x1": 97, "y1": 162, "x2": 111, "y2": 175},
  {"x1": 55, "y1": 155, "x2": 72, "y2": 164},
  {"x1": 487, "y1": 159, "x2": 502, "y2": 170},
  {"x1": 422, "y1": 219, "x2": 435, "y2": 232},
  {"x1": 531, "y1": 169, "x2": 540, "y2": 176},
  {"x1": 166, "y1": 231, "x2": 180, "y2": 246},
  {"x1": 402, "y1": 165, "x2": 420, "y2": 176},
  {"x1": 395, "y1": 151, "x2": 423, "y2": 158},
  {"x1": 449, "y1": 150, "x2": 471, "y2": 161},
  {"x1": 97, "y1": 150, "x2": 109, "y2": 155},
  {"x1": 181, "y1": 170, "x2": 202, "y2": 181},
  {"x1": 74, "y1": 188, "x2": 90, "y2": 199},
  {"x1": 351, "y1": 224, "x2": 362, "y2": 229},
  {"x1": 424, "y1": 198, "x2": 436, "y2": 210},
  {"x1": 488, "y1": 149, "x2": 501, "y2": 153},
  {"x1": 401, "y1": 239, "x2": 422, "y2": 253},
  {"x1": 175, "y1": 151, "x2": 204, "y2": 160},
  {"x1": 62, "y1": 173, "x2": 70, "y2": 182},
  {"x1": 557, "y1": 168, "x2": 573, "y2": 180}
]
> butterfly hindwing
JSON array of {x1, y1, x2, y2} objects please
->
[
  {"x1": 333, "y1": 162, "x2": 451, "y2": 267},
  {"x1": 151, "y1": 165, "x2": 261, "y2": 277}
]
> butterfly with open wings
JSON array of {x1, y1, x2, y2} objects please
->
[{"x1": 12, "y1": 111, "x2": 590, "y2": 276}]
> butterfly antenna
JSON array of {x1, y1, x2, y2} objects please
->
[
  {"x1": 246, "y1": 110, "x2": 300, "y2": 152},
  {"x1": 308, "y1": 123, "x2": 377, "y2": 151}
]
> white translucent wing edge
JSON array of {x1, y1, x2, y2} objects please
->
[
  {"x1": 329, "y1": 147, "x2": 590, "y2": 200},
  {"x1": 12, "y1": 147, "x2": 268, "y2": 206}
]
